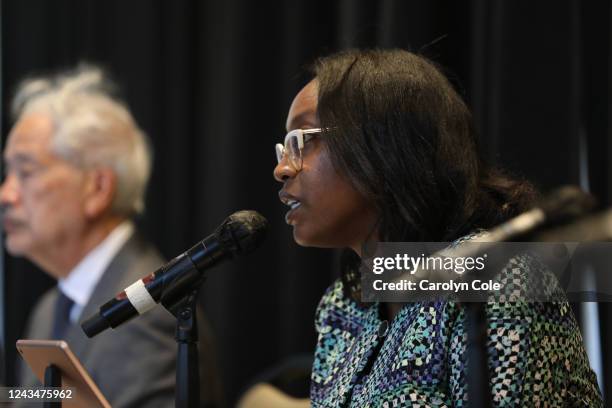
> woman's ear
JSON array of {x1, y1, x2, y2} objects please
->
[{"x1": 83, "y1": 168, "x2": 117, "y2": 219}]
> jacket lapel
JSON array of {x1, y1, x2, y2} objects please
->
[{"x1": 67, "y1": 234, "x2": 147, "y2": 358}]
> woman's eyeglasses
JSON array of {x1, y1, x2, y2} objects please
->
[{"x1": 275, "y1": 128, "x2": 322, "y2": 171}]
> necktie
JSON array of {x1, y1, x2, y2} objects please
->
[{"x1": 51, "y1": 291, "x2": 74, "y2": 339}]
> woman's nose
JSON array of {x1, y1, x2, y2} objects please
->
[{"x1": 273, "y1": 157, "x2": 297, "y2": 182}]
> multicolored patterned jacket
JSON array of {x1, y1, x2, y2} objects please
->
[{"x1": 311, "y1": 254, "x2": 603, "y2": 407}]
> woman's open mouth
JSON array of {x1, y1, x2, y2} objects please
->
[{"x1": 284, "y1": 198, "x2": 302, "y2": 224}]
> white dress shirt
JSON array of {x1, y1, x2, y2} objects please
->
[{"x1": 58, "y1": 221, "x2": 135, "y2": 323}]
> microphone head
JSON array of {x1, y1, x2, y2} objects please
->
[
  {"x1": 216, "y1": 210, "x2": 268, "y2": 255},
  {"x1": 538, "y1": 185, "x2": 598, "y2": 224}
]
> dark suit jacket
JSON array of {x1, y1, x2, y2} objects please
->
[{"x1": 16, "y1": 233, "x2": 222, "y2": 407}]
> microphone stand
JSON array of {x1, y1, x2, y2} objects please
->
[
  {"x1": 463, "y1": 243, "x2": 527, "y2": 408},
  {"x1": 169, "y1": 290, "x2": 201, "y2": 408},
  {"x1": 465, "y1": 302, "x2": 491, "y2": 408},
  {"x1": 462, "y1": 244, "x2": 521, "y2": 408},
  {"x1": 43, "y1": 364, "x2": 61, "y2": 408}
]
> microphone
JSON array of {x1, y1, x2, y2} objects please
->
[
  {"x1": 81, "y1": 210, "x2": 268, "y2": 338},
  {"x1": 534, "y1": 207, "x2": 612, "y2": 242},
  {"x1": 473, "y1": 185, "x2": 597, "y2": 244},
  {"x1": 403, "y1": 186, "x2": 597, "y2": 282}
]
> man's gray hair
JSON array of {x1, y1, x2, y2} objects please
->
[{"x1": 11, "y1": 66, "x2": 152, "y2": 216}]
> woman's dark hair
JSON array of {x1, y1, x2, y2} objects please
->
[{"x1": 313, "y1": 49, "x2": 537, "y2": 242}]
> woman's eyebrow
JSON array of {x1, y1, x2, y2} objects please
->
[{"x1": 286, "y1": 113, "x2": 318, "y2": 132}]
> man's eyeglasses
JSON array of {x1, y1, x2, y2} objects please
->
[{"x1": 275, "y1": 128, "x2": 322, "y2": 171}]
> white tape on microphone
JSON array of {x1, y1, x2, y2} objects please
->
[{"x1": 124, "y1": 280, "x2": 157, "y2": 314}]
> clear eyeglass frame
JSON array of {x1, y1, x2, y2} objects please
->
[{"x1": 275, "y1": 128, "x2": 322, "y2": 171}]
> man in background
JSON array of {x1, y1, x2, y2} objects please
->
[{"x1": 0, "y1": 67, "x2": 221, "y2": 407}]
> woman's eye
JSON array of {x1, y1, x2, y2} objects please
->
[{"x1": 302, "y1": 137, "x2": 318, "y2": 154}]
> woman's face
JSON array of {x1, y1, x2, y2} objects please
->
[{"x1": 274, "y1": 80, "x2": 377, "y2": 253}]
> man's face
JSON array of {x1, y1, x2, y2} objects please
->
[{"x1": 0, "y1": 112, "x2": 89, "y2": 262}]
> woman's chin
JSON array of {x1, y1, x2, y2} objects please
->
[
  {"x1": 292, "y1": 229, "x2": 312, "y2": 247},
  {"x1": 292, "y1": 225, "x2": 319, "y2": 247},
  {"x1": 292, "y1": 228, "x2": 338, "y2": 249}
]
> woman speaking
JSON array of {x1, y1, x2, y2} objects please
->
[{"x1": 273, "y1": 49, "x2": 602, "y2": 406}]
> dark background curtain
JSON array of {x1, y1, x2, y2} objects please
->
[{"x1": 1, "y1": 0, "x2": 610, "y2": 404}]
